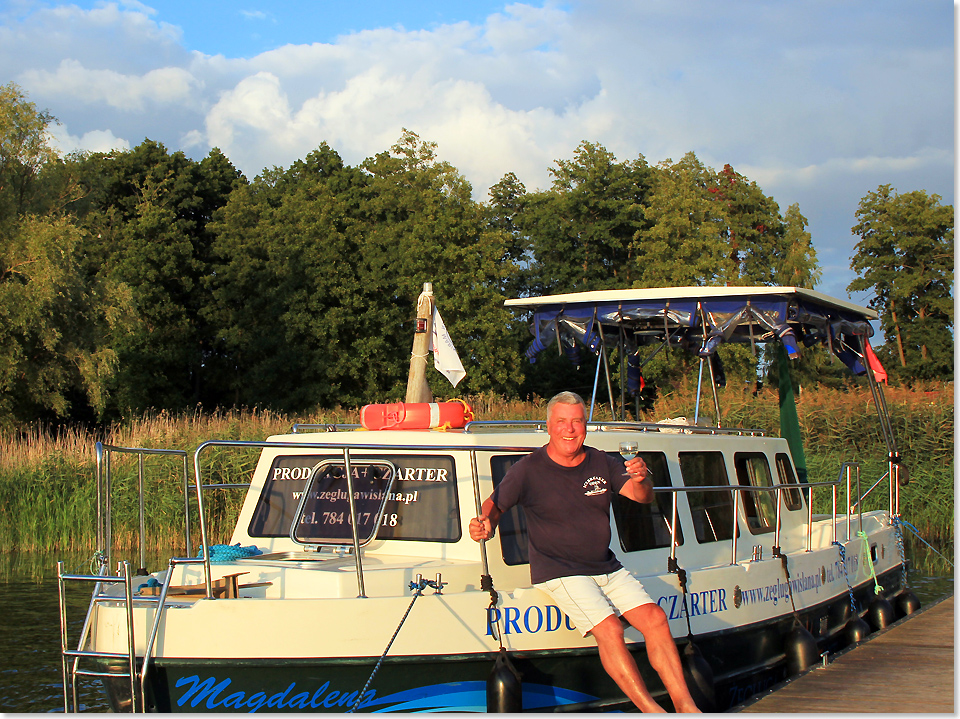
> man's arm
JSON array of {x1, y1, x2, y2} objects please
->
[
  {"x1": 619, "y1": 456, "x2": 654, "y2": 504},
  {"x1": 469, "y1": 495, "x2": 503, "y2": 541}
]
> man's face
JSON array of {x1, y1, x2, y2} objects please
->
[{"x1": 546, "y1": 401, "x2": 587, "y2": 463}]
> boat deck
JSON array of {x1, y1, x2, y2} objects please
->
[{"x1": 734, "y1": 595, "x2": 954, "y2": 713}]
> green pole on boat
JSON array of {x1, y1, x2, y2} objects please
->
[{"x1": 777, "y1": 343, "x2": 807, "y2": 484}]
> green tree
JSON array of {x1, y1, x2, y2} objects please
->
[
  {"x1": 848, "y1": 185, "x2": 954, "y2": 381},
  {"x1": 360, "y1": 131, "x2": 522, "y2": 399},
  {"x1": 711, "y1": 164, "x2": 820, "y2": 288},
  {"x1": 0, "y1": 216, "x2": 133, "y2": 426},
  {"x1": 519, "y1": 141, "x2": 653, "y2": 295},
  {"x1": 73, "y1": 140, "x2": 245, "y2": 413},
  {"x1": 0, "y1": 83, "x2": 133, "y2": 426},
  {"x1": 209, "y1": 133, "x2": 523, "y2": 411},
  {"x1": 0, "y1": 82, "x2": 59, "y2": 219},
  {"x1": 486, "y1": 172, "x2": 530, "y2": 300},
  {"x1": 637, "y1": 152, "x2": 730, "y2": 287},
  {"x1": 637, "y1": 157, "x2": 819, "y2": 289},
  {"x1": 208, "y1": 144, "x2": 372, "y2": 409}
]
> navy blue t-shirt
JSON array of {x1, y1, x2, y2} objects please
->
[{"x1": 492, "y1": 446, "x2": 627, "y2": 584}]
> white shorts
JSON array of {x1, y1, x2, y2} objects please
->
[{"x1": 535, "y1": 568, "x2": 655, "y2": 637}]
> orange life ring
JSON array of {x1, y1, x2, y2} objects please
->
[{"x1": 360, "y1": 400, "x2": 475, "y2": 430}]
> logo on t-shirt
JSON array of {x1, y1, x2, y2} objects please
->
[{"x1": 583, "y1": 476, "x2": 608, "y2": 496}]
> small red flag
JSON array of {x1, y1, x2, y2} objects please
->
[{"x1": 864, "y1": 340, "x2": 888, "y2": 385}]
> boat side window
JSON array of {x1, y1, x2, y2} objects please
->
[
  {"x1": 490, "y1": 455, "x2": 530, "y2": 566},
  {"x1": 734, "y1": 453, "x2": 777, "y2": 534},
  {"x1": 678, "y1": 452, "x2": 737, "y2": 543},
  {"x1": 775, "y1": 453, "x2": 804, "y2": 511},
  {"x1": 611, "y1": 451, "x2": 684, "y2": 551},
  {"x1": 248, "y1": 454, "x2": 460, "y2": 542}
]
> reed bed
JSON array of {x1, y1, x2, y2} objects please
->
[{"x1": 0, "y1": 386, "x2": 952, "y2": 555}]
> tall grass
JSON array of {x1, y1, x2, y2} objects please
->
[{"x1": 0, "y1": 386, "x2": 952, "y2": 554}]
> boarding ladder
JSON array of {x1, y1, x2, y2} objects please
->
[
  {"x1": 57, "y1": 443, "x2": 197, "y2": 713},
  {"x1": 58, "y1": 559, "x2": 141, "y2": 712}
]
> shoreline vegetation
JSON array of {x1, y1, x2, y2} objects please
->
[{"x1": 0, "y1": 385, "x2": 952, "y2": 562}]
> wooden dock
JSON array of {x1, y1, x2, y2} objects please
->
[{"x1": 735, "y1": 595, "x2": 954, "y2": 713}]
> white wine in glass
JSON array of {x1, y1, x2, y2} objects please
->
[{"x1": 619, "y1": 441, "x2": 638, "y2": 461}]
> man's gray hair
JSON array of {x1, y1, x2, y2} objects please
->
[{"x1": 546, "y1": 391, "x2": 587, "y2": 422}]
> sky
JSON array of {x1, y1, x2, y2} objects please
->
[{"x1": 0, "y1": 0, "x2": 954, "y2": 307}]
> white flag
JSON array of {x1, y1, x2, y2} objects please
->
[{"x1": 430, "y1": 305, "x2": 465, "y2": 387}]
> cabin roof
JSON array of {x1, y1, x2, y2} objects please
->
[{"x1": 505, "y1": 285, "x2": 876, "y2": 320}]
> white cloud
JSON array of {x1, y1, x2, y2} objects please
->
[
  {"x1": 22, "y1": 60, "x2": 201, "y2": 112},
  {"x1": 239, "y1": 10, "x2": 274, "y2": 23},
  {"x1": 48, "y1": 124, "x2": 131, "y2": 155},
  {"x1": 740, "y1": 148, "x2": 955, "y2": 194},
  {"x1": 0, "y1": 1, "x2": 185, "y2": 74},
  {"x1": 1, "y1": 0, "x2": 952, "y2": 299}
]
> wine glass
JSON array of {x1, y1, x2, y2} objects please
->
[{"x1": 619, "y1": 441, "x2": 638, "y2": 476}]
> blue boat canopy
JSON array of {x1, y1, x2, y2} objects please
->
[{"x1": 505, "y1": 286, "x2": 878, "y2": 375}]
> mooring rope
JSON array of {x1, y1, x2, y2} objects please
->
[
  {"x1": 482, "y1": 574, "x2": 506, "y2": 648},
  {"x1": 89, "y1": 550, "x2": 106, "y2": 575},
  {"x1": 897, "y1": 518, "x2": 955, "y2": 568},
  {"x1": 773, "y1": 550, "x2": 802, "y2": 623},
  {"x1": 347, "y1": 577, "x2": 439, "y2": 713},
  {"x1": 891, "y1": 516, "x2": 908, "y2": 589},
  {"x1": 668, "y1": 560, "x2": 696, "y2": 639},
  {"x1": 832, "y1": 541, "x2": 859, "y2": 614},
  {"x1": 856, "y1": 530, "x2": 883, "y2": 595}
]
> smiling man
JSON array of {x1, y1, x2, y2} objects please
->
[{"x1": 470, "y1": 391, "x2": 700, "y2": 712}]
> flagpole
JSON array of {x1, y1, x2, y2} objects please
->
[{"x1": 405, "y1": 282, "x2": 434, "y2": 403}]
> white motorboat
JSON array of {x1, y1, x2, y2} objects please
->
[{"x1": 57, "y1": 286, "x2": 918, "y2": 712}]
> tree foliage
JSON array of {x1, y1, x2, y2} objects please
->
[
  {"x1": 71, "y1": 140, "x2": 245, "y2": 413},
  {"x1": 209, "y1": 132, "x2": 523, "y2": 410},
  {"x1": 5, "y1": 82, "x2": 951, "y2": 427},
  {"x1": 0, "y1": 84, "x2": 134, "y2": 428},
  {"x1": 0, "y1": 82, "x2": 60, "y2": 219},
  {"x1": 848, "y1": 185, "x2": 954, "y2": 381},
  {"x1": 516, "y1": 141, "x2": 652, "y2": 295}
]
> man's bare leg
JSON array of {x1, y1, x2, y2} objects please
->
[
  {"x1": 589, "y1": 615, "x2": 666, "y2": 712},
  {"x1": 621, "y1": 604, "x2": 702, "y2": 713}
]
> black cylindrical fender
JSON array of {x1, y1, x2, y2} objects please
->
[{"x1": 486, "y1": 647, "x2": 522, "y2": 712}]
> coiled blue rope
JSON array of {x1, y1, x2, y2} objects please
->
[{"x1": 196, "y1": 543, "x2": 263, "y2": 563}]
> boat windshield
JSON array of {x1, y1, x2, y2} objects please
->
[{"x1": 247, "y1": 453, "x2": 462, "y2": 543}]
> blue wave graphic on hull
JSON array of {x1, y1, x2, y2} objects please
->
[{"x1": 365, "y1": 681, "x2": 597, "y2": 712}]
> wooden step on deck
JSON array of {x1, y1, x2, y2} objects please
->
[{"x1": 735, "y1": 595, "x2": 954, "y2": 713}]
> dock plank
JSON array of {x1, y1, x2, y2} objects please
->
[{"x1": 737, "y1": 596, "x2": 954, "y2": 713}]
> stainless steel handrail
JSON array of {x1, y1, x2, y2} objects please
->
[
  {"x1": 291, "y1": 423, "x2": 362, "y2": 433},
  {"x1": 652, "y1": 470, "x2": 859, "y2": 567},
  {"x1": 94, "y1": 435, "x2": 882, "y2": 600},
  {"x1": 95, "y1": 444, "x2": 189, "y2": 573},
  {"x1": 464, "y1": 419, "x2": 766, "y2": 437},
  {"x1": 343, "y1": 448, "x2": 365, "y2": 597}
]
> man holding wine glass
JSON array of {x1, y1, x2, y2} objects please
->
[{"x1": 469, "y1": 391, "x2": 700, "y2": 713}]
